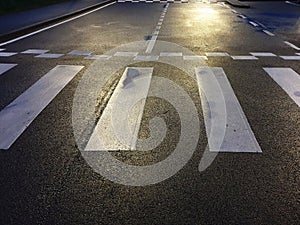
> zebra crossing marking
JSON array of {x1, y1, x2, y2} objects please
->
[
  {"x1": 263, "y1": 68, "x2": 300, "y2": 107},
  {"x1": 35, "y1": 53, "x2": 64, "y2": 59},
  {"x1": 21, "y1": 49, "x2": 49, "y2": 54},
  {"x1": 0, "y1": 63, "x2": 17, "y2": 76},
  {"x1": 0, "y1": 52, "x2": 18, "y2": 57},
  {"x1": 85, "y1": 67, "x2": 153, "y2": 151},
  {"x1": 0, "y1": 65, "x2": 84, "y2": 150},
  {"x1": 196, "y1": 67, "x2": 262, "y2": 153},
  {"x1": 0, "y1": 49, "x2": 5, "y2": 52}
]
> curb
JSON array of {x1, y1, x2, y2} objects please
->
[
  {"x1": 226, "y1": 0, "x2": 250, "y2": 8},
  {"x1": 0, "y1": 0, "x2": 116, "y2": 42}
]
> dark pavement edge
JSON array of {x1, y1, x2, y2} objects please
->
[
  {"x1": 0, "y1": 0, "x2": 116, "y2": 43},
  {"x1": 226, "y1": 0, "x2": 250, "y2": 8}
]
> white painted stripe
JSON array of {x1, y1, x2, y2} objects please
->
[
  {"x1": 21, "y1": 49, "x2": 49, "y2": 54},
  {"x1": 183, "y1": 55, "x2": 207, "y2": 60},
  {"x1": 0, "y1": 2, "x2": 115, "y2": 47},
  {"x1": 249, "y1": 21, "x2": 258, "y2": 27},
  {"x1": 284, "y1": 41, "x2": 300, "y2": 50},
  {"x1": 134, "y1": 55, "x2": 159, "y2": 61},
  {"x1": 68, "y1": 50, "x2": 93, "y2": 56},
  {"x1": 250, "y1": 52, "x2": 277, "y2": 57},
  {"x1": 238, "y1": 14, "x2": 247, "y2": 19},
  {"x1": 196, "y1": 67, "x2": 262, "y2": 153},
  {"x1": 0, "y1": 52, "x2": 18, "y2": 57},
  {"x1": 85, "y1": 67, "x2": 153, "y2": 151},
  {"x1": 0, "y1": 65, "x2": 84, "y2": 150},
  {"x1": 296, "y1": 53, "x2": 300, "y2": 56},
  {"x1": 205, "y1": 52, "x2": 229, "y2": 57},
  {"x1": 0, "y1": 63, "x2": 17, "y2": 76},
  {"x1": 0, "y1": 48, "x2": 5, "y2": 51},
  {"x1": 160, "y1": 52, "x2": 182, "y2": 57},
  {"x1": 35, "y1": 53, "x2": 64, "y2": 58},
  {"x1": 232, "y1": 9, "x2": 237, "y2": 13},
  {"x1": 263, "y1": 30, "x2": 275, "y2": 36},
  {"x1": 157, "y1": 22, "x2": 163, "y2": 26},
  {"x1": 114, "y1": 52, "x2": 138, "y2": 57},
  {"x1": 231, "y1": 55, "x2": 258, "y2": 60},
  {"x1": 84, "y1": 55, "x2": 111, "y2": 60},
  {"x1": 280, "y1": 56, "x2": 300, "y2": 60},
  {"x1": 156, "y1": 26, "x2": 161, "y2": 30},
  {"x1": 263, "y1": 68, "x2": 300, "y2": 107}
]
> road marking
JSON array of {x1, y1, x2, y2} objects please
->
[
  {"x1": 183, "y1": 55, "x2": 207, "y2": 60},
  {"x1": 238, "y1": 14, "x2": 247, "y2": 19},
  {"x1": 0, "y1": 2, "x2": 115, "y2": 47},
  {"x1": 263, "y1": 30, "x2": 275, "y2": 36},
  {"x1": 146, "y1": 3, "x2": 169, "y2": 54},
  {"x1": 21, "y1": 49, "x2": 49, "y2": 54},
  {"x1": 296, "y1": 53, "x2": 300, "y2": 56},
  {"x1": 280, "y1": 56, "x2": 300, "y2": 60},
  {"x1": 196, "y1": 67, "x2": 262, "y2": 153},
  {"x1": 263, "y1": 68, "x2": 300, "y2": 107},
  {"x1": 68, "y1": 50, "x2": 93, "y2": 56},
  {"x1": 249, "y1": 21, "x2": 258, "y2": 27},
  {"x1": 231, "y1": 55, "x2": 258, "y2": 60},
  {"x1": 205, "y1": 52, "x2": 229, "y2": 57},
  {"x1": 232, "y1": 9, "x2": 238, "y2": 13},
  {"x1": 134, "y1": 55, "x2": 159, "y2": 61},
  {"x1": 85, "y1": 55, "x2": 111, "y2": 60},
  {"x1": 284, "y1": 41, "x2": 300, "y2": 50},
  {"x1": 35, "y1": 53, "x2": 64, "y2": 58},
  {"x1": 85, "y1": 67, "x2": 153, "y2": 151},
  {"x1": 0, "y1": 65, "x2": 84, "y2": 150},
  {"x1": 250, "y1": 52, "x2": 277, "y2": 57},
  {"x1": 0, "y1": 49, "x2": 5, "y2": 51},
  {"x1": 0, "y1": 63, "x2": 17, "y2": 76},
  {"x1": 114, "y1": 52, "x2": 138, "y2": 57},
  {"x1": 160, "y1": 52, "x2": 182, "y2": 57},
  {"x1": 0, "y1": 52, "x2": 18, "y2": 57}
]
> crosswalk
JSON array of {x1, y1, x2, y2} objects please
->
[{"x1": 0, "y1": 64, "x2": 299, "y2": 151}]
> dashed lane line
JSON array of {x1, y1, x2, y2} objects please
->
[{"x1": 0, "y1": 65, "x2": 84, "y2": 150}]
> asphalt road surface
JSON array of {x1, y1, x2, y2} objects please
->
[{"x1": 0, "y1": 1, "x2": 299, "y2": 224}]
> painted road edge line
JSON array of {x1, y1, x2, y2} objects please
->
[
  {"x1": 0, "y1": 65, "x2": 84, "y2": 150},
  {"x1": 85, "y1": 67, "x2": 153, "y2": 151},
  {"x1": 0, "y1": 2, "x2": 116, "y2": 47},
  {"x1": 196, "y1": 67, "x2": 262, "y2": 153},
  {"x1": 263, "y1": 67, "x2": 300, "y2": 107}
]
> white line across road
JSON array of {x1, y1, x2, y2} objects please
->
[
  {"x1": 284, "y1": 41, "x2": 300, "y2": 50},
  {"x1": 0, "y1": 65, "x2": 84, "y2": 150},
  {"x1": 196, "y1": 67, "x2": 262, "y2": 153},
  {"x1": 0, "y1": 2, "x2": 115, "y2": 47},
  {"x1": 263, "y1": 68, "x2": 300, "y2": 107},
  {"x1": 85, "y1": 67, "x2": 153, "y2": 151},
  {"x1": 0, "y1": 63, "x2": 17, "y2": 76}
]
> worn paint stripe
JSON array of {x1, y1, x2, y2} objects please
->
[
  {"x1": 195, "y1": 67, "x2": 262, "y2": 153},
  {"x1": 263, "y1": 67, "x2": 300, "y2": 107},
  {"x1": 0, "y1": 65, "x2": 84, "y2": 150},
  {"x1": 250, "y1": 52, "x2": 277, "y2": 57},
  {"x1": 85, "y1": 67, "x2": 153, "y2": 151}
]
